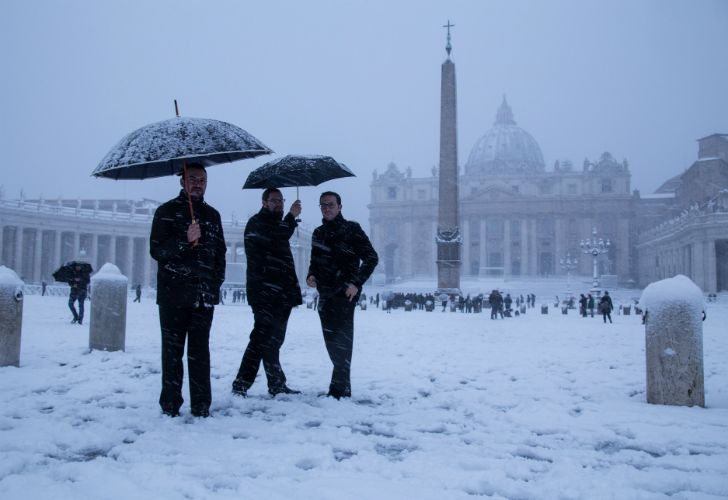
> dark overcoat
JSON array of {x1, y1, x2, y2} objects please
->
[
  {"x1": 244, "y1": 209, "x2": 302, "y2": 308},
  {"x1": 150, "y1": 190, "x2": 226, "y2": 307}
]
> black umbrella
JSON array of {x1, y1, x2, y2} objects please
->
[
  {"x1": 243, "y1": 155, "x2": 354, "y2": 190},
  {"x1": 53, "y1": 261, "x2": 93, "y2": 284},
  {"x1": 93, "y1": 101, "x2": 272, "y2": 233},
  {"x1": 93, "y1": 116, "x2": 272, "y2": 180}
]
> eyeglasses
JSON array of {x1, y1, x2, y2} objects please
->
[
  {"x1": 319, "y1": 202, "x2": 338, "y2": 209},
  {"x1": 267, "y1": 198, "x2": 285, "y2": 204}
]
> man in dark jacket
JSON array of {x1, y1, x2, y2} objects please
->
[
  {"x1": 150, "y1": 163, "x2": 226, "y2": 418},
  {"x1": 232, "y1": 188, "x2": 302, "y2": 397},
  {"x1": 68, "y1": 264, "x2": 91, "y2": 324},
  {"x1": 306, "y1": 191, "x2": 378, "y2": 399},
  {"x1": 599, "y1": 291, "x2": 614, "y2": 323}
]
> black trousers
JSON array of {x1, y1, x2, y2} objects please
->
[
  {"x1": 68, "y1": 290, "x2": 87, "y2": 322},
  {"x1": 235, "y1": 305, "x2": 292, "y2": 391},
  {"x1": 318, "y1": 296, "x2": 356, "y2": 398},
  {"x1": 158, "y1": 304, "x2": 214, "y2": 414}
]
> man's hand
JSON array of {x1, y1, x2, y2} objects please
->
[
  {"x1": 306, "y1": 275, "x2": 317, "y2": 288},
  {"x1": 289, "y1": 200, "x2": 302, "y2": 218},
  {"x1": 345, "y1": 284, "x2": 359, "y2": 302},
  {"x1": 187, "y1": 222, "x2": 201, "y2": 244}
]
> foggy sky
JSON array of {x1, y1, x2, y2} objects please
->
[{"x1": 2, "y1": 0, "x2": 727, "y2": 231}]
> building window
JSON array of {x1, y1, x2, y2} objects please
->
[
  {"x1": 418, "y1": 189, "x2": 426, "y2": 200},
  {"x1": 512, "y1": 185, "x2": 520, "y2": 193},
  {"x1": 601, "y1": 178, "x2": 613, "y2": 193},
  {"x1": 387, "y1": 187, "x2": 397, "y2": 199},
  {"x1": 567, "y1": 184, "x2": 576, "y2": 194}
]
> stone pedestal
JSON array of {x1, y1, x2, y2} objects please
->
[
  {"x1": 89, "y1": 263, "x2": 128, "y2": 352},
  {"x1": 641, "y1": 275, "x2": 705, "y2": 407},
  {"x1": 0, "y1": 266, "x2": 24, "y2": 367}
]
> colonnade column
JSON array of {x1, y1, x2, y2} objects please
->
[
  {"x1": 125, "y1": 237, "x2": 134, "y2": 279},
  {"x1": 520, "y1": 219, "x2": 528, "y2": 278},
  {"x1": 530, "y1": 219, "x2": 538, "y2": 276},
  {"x1": 479, "y1": 218, "x2": 487, "y2": 274},
  {"x1": 143, "y1": 239, "x2": 151, "y2": 287},
  {"x1": 91, "y1": 233, "x2": 99, "y2": 269},
  {"x1": 109, "y1": 235, "x2": 117, "y2": 267},
  {"x1": 14, "y1": 226, "x2": 24, "y2": 276},
  {"x1": 34, "y1": 228, "x2": 43, "y2": 282},
  {"x1": 554, "y1": 218, "x2": 564, "y2": 273},
  {"x1": 0, "y1": 225, "x2": 4, "y2": 266},
  {"x1": 503, "y1": 219, "x2": 511, "y2": 277},
  {"x1": 53, "y1": 230, "x2": 62, "y2": 270},
  {"x1": 73, "y1": 232, "x2": 80, "y2": 260},
  {"x1": 462, "y1": 218, "x2": 470, "y2": 275}
]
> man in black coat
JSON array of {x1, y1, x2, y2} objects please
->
[
  {"x1": 68, "y1": 264, "x2": 91, "y2": 324},
  {"x1": 306, "y1": 191, "x2": 378, "y2": 399},
  {"x1": 232, "y1": 188, "x2": 302, "y2": 397},
  {"x1": 150, "y1": 163, "x2": 226, "y2": 418},
  {"x1": 599, "y1": 291, "x2": 614, "y2": 323}
]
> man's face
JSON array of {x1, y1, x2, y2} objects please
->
[
  {"x1": 181, "y1": 167, "x2": 207, "y2": 200},
  {"x1": 262, "y1": 191, "x2": 285, "y2": 214},
  {"x1": 319, "y1": 195, "x2": 341, "y2": 221}
]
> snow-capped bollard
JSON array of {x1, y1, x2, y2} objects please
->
[
  {"x1": 0, "y1": 266, "x2": 24, "y2": 367},
  {"x1": 89, "y1": 263, "x2": 127, "y2": 352},
  {"x1": 641, "y1": 275, "x2": 704, "y2": 407}
]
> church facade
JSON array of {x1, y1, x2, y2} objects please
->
[{"x1": 369, "y1": 98, "x2": 638, "y2": 285}]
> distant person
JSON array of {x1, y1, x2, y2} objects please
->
[
  {"x1": 306, "y1": 191, "x2": 378, "y2": 399},
  {"x1": 41, "y1": 280, "x2": 47, "y2": 296},
  {"x1": 133, "y1": 284, "x2": 142, "y2": 303},
  {"x1": 68, "y1": 264, "x2": 91, "y2": 324},
  {"x1": 587, "y1": 293, "x2": 595, "y2": 317},
  {"x1": 599, "y1": 291, "x2": 614, "y2": 323}
]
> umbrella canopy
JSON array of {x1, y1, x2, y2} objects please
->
[
  {"x1": 52, "y1": 261, "x2": 93, "y2": 284},
  {"x1": 243, "y1": 155, "x2": 354, "y2": 189},
  {"x1": 93, "y1": 116, "x2": 272, "y2": 180}
]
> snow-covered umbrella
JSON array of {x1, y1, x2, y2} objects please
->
[
  {"x1": 92, "y1": 101, "x2": 272, "y2": 230},
  {"x1": 242, "y1": 154, "x2": 354, "y2": 192}
]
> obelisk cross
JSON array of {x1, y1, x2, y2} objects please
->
[{"x1": 443, "y1": 20, "x2": 454, "y2": 56}]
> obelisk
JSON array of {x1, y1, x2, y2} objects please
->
[{"x1": 436, "y1": 21, "x2": 461, "y2": 294}]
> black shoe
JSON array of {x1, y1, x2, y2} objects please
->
[
  {"x1": 78, "y1": 319, "x2": 83, "y2": 325},
  {"x1": 192, "y1": 408, "x2": 210, "y2": 418},
  {"x1": 269, "y1": 385, "x2": 301, "y2": 396},
  {"x1": 71, "y1": 318, "x2": 78, "y2": 324},
  {"x1": 231, "y1": 381, "x2": 248, "y2": 397},
  {"x1": 162, "y1": 408, "x2": 180, "y2": 417}
]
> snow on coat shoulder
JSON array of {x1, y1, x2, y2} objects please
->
[{"x1": 640, "y1": 274, "x2": 704, "y2": 318}]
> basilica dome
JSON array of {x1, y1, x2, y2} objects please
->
[{"x1": 464, "y1": 97, "x2": 545, "y2": 176}]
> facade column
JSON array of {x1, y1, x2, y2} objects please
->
[
  {"x1": 707, "y1": 239, "x2": 717, "y2": 293},
  {"x1": 126, "y1": 236, "x2": 134, "y2": 279},
  {"x1": 14, "y1": 226, "x2": 24, "y2": 276},
  {"x1": 531, "y1": 219, "x2": 539, "y2": 276},
  {"x1": 91, "y1": 233, "x2": 99, "y2": 269},
  {"x1": 73, "y1": 231, "x2": 80, "y2": 260},
  {"x1": 503, "y1": 218, "x2": 511, "y2": 277},
  {"x1": 54, "y1": 230, "x2": 62, "y2": 270},
  {"x1": 143, "y1": 238, "x2": 152, "y2": 287},
  {"x1": 554, "y1": 218, "x2": 564, "y2": 273},
  {"x1": 520, "y1": 219, "x2": 528, "y2": 278},
  {"x1": 0, "y1": 224, "x2": 4, "y2": 267},
  {"x1": 479, "y1": 218, "x2": 487, "y2": 274},
  {"x1": 34, "y1": 228, "x2": 43, "y2": 282},
  {"x1": 402, "y1": 219, "x2": 413, "y2": 278}
]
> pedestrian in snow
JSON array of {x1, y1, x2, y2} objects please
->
[
  {"x1": 307, "y1": 191, "x2": 378, "y2": 399},
  {"x1": 41, "y1": 280, "x2": 47, "y2": 296},
  {"x1": 67, "y1": 264, "x2": 91, "y2": 324},
  {"x1": 232, "y1": 188, "x2": 303, "y2": 398},
  {"x1": 587, "y1": 293, "x2": 595, "y2": 317},
  {"x1": 150, "y1": 163, "x2": 226, "y2": 418},
  {"x1": 133, "y1": 284, "x2": 142, "y2": 303},
  {"x1": 579, "y1": 294, "x2": 587, "y2": 317},
  {"x1": 599, "y1": 291, "x2": 614, "y2": 323}
]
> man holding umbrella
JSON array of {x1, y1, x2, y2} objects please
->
[
  {"x1": 306, "y1": 191, "x2": 378, "y2": 399},
  {"x1": 150, "y1": 163, "x2": 226, "y2": 418},
  {"x1": 232, "y1": 188, "x2": 302, "y2": 397},
  {"x1": 68, "y1": 263, "x2": 91, "y2": 324}
]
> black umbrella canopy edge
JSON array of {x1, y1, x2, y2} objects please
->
[{"x1": 242, "y1": 154, "x2": 355, "y2": 189}]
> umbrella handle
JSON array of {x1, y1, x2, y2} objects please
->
[{"x1": 183, "y1": 162, "x2": 199, "y2": 247}]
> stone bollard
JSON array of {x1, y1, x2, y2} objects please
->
[
  {"x1": 0, "y1": 266, "x2": 24, "y2": 367},
  {"x1": 541, "y1": 305, "x2": 548, "y2": 314},
  {"x1": 89, "y1": 263, "x2": 128, "y2": 352},
  {"x1": 641, "y1": 275, "x2": 704, "y2": 407}
]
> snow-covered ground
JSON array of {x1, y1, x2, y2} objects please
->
[{"x1": 1, "y1": 281, "x2": 727, "y2": 500}]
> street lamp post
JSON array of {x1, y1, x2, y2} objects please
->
[
  {"x1": 559, "y1": 252, "x2": 578, "y2": 298},
  {"x1": 580, "y1": 227, "x2": 610, "y2": 292}
]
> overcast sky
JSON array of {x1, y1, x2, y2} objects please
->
[{"x1": 2, "y1": 0, "x2": 727, "y2": 230}]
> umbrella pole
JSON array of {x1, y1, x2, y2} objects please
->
[
  {"x1": 183, "y1": 162, "x2": 198, "y2": 247},
  {"x1": 295, "y1": 186, "x2": 300, "y2": 238}
]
